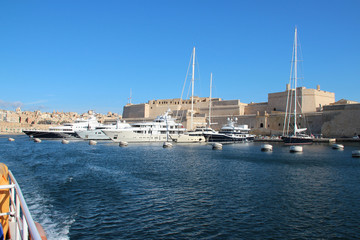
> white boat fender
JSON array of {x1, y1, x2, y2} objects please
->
[{"x1": 89, "y1": 140, "x2": 97, "y2": 145}]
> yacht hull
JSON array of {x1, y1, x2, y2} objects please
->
[
  {"x1": 204, "y1": 133, "x2": 254, "y2": 143},
  {"x1": 103, "y1": 130, "x2": 173, "y2": 143},
  {"x1": 282, "y1": 136, "x2": 313, "y2": 145},
  {"x1": 23, "y1": 130, "x2": 78, "y2": 139}
]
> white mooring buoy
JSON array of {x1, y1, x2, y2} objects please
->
[
  {"x1": 331, "y1": 144, "x2": 344, "y2": 150},
  {"x1": 119, "y1": 141, "x2": 128, "y2": 147},
  {"x1": 62, "y1": 139, "x2": 70, "y2": 144},
  {"x1": 261, "y1": 144, "x2": 273, "y2": 152},
  {"x1": 89, "y1": 140, "x2": 97, "y2": 145},
  {"x1": 163, "y1": 142, "x2": 173, "y2": 148},
  {"x1": 290, "y1": 145, "x2": 303, "y2": 153},
  {"x1": 212, "y1": 142, "x2": 223, "y2": 150},
  {"x1": 352, "y1": 150, "x2": 360, "y2": 158}
]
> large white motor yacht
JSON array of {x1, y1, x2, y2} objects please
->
[{"x1": 102, "y1": 110, "x2": 185, "y2": 143}]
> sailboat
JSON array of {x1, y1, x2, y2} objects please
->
[
  {"x1": 171, "y1": 47, "x2": 206, "y2": 143},
  {"x1": 282, "y1": 27, "x2": 313, "y2": 145}
]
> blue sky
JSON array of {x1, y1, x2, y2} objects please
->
[{"x1": 0, "y1": 0, "x2": 359, "y2": 114}]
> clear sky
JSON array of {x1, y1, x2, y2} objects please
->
[{"x1": 0, "y1": 0, "x2": 359, "y2": 114}]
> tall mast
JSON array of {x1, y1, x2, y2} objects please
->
[
  {"x1": 293, "y1": 27, "x2": 297, "y2": 136},
  {"x1": 209, "y1": 73, "x2": 212, "y2": 128},
  {"x1": 191, "y1": 47, "x2": 195, "y2": 130}
]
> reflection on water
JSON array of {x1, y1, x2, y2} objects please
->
[{"x1": 1, "y1": 136, "x2": 360, "y2": 239}]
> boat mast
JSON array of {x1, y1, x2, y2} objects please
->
[
  {"x1": 191, "y1": 47, "x2": 195, "y2": 130},
  {"x1": 209, "y1": 72, "x2": 212, "y2": 128},
  {"x1": 293, "y1": 27, "x2": 297, "y2": 136}
]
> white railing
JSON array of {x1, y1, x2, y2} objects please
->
[{"x1": 0, "y1": 170, "x2": 42, "y2": 240}]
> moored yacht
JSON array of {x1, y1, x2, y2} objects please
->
[
  {"x1": 204, "y1": 118, "x2": 255, "y2": 143},
  {"x1": 282, "y1": 27, "x2": 313, "y2": 145},
  {"x1": 23, "y1": 115, "x2": 102, "y2": 139},
  {"x1": 102, "y1": 110, "x2": 185, "y2": 143}
]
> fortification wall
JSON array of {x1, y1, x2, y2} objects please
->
[
  {"x1": 123, "y1": 104, "x2": 149, "y2": 118},
  {"x1": 321, "y1": 104, "x2": 360, "y2": 138},
  {"x1": 244, "y1": 102, "x2": 268, "y2": 115}
]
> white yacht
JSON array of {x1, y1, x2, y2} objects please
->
[
  {"x1": 23, "y1": 115, "x2": 102, "y2": 139},
  {"x1": 102, "y1": 110, "x2": 185, "y2": 143},
  {"x1": 75, "y1": 120, "x2": 131, "y2": 140},
  {"x1": 204, "y1": 118, "x2": 255, "y2": 143}
]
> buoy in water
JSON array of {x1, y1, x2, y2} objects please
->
[
  {"x1": 261, "y1": 144, "x2": 273, "y2": 151},
  {"x1": 212, "y1": 142, "x2": 223, "y2": 150},
  {"x1": 290, "y1": 145, "x2": 303, "y2": 153},
  {"x1": 119, "y1": 141, "x2": 128, "y2": 147},
  {"x1": 8, "y1": 138, "x2": 15, "y2": 142},
  {"x1": 33, "y1": 138, "x2": 42, "y2": 143},
  {"x1": 62, "y1": 139, "x2": 70, "y2": 144},
  {"x1": 352, "y1": 150, "x2": 360, "y2": 158},
  {"x1": 89, "y1": 140, "x2": 97, "y2": 145},
  {"x1": 332, "y1": 144, "x2": 344, "y2": 150},
  {"x1": 163, "y1": 142, "x2": 173, "y2": 148}
]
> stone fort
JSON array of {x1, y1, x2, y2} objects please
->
[{"x1": 122, "y1": 84, "x2": 360, "y2": 138}]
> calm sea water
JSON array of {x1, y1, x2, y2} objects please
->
[{"x1": 1, "y1": 135, "x2": 360, "y2": 239}]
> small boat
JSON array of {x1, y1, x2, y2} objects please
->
[
  {"x1": 212, "y1": 142, "x2": 223, "y2": 150},
  {"x1": 0, "y1": 163, "x2": 47, "y2": 240},
  {"x1": 8, "y1": 138, "x2": 15, "y2": 142},
  {"x1": 352, "y1": 150, "x2": 360, "y2": 158},
  {"x1": 290, "y1": 145, "x2": 303, "y2": 153},
  {"x1": 119, "y1": 141, "x2": 128, "y2": 147},
  {"x1": 261, "y1": 144, "x2": 273, "y2": 151},
  {"x1": 163, "y1": 142, "x2": 173, "y2": 148},
  {"x1": 33, "y1": 138, "x2": 42, "y2": 143},
  {"x1": 332, "y1": 144, "x2": 344, "y2": 150}
]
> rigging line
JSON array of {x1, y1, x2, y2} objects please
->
[
  {"x1": 283, "y1": 39, "x2": 295, "y2": 136},
  {"x1": 176, "y1": 51, "x2": 193, "y2": 120}
]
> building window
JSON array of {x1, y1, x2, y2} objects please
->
[{"x1": 260, "y1": 123, "x2": 264, "y2": 128}]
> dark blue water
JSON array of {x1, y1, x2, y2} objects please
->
[{"x1": 1, "y1": 136, "x2": 360, "y2": 239}]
